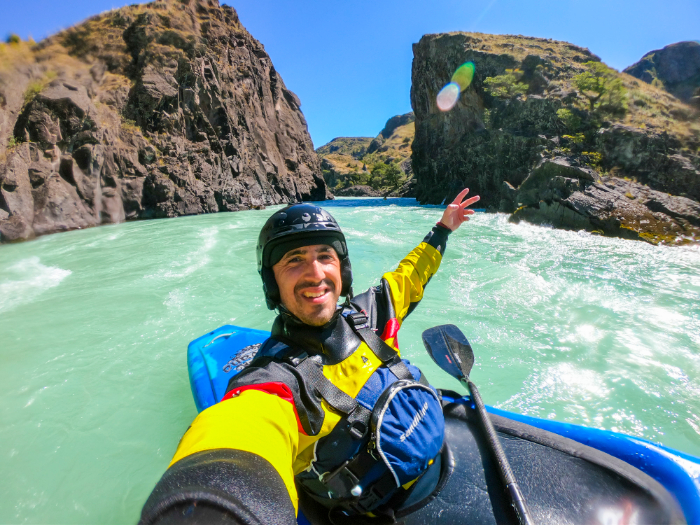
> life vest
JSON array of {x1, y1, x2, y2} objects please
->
[{"x1": 244, "y1": 310, "x2": 446, "y2": 518}]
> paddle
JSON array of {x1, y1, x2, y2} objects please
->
[{"x1": 422, "y1": 325, "x2": 534, "y2": 525}]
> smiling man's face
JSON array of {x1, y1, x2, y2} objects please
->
[{"x1": 272, "y1": 244, "x2": 342, "y2": 326}]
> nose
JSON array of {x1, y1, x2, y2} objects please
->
[
  {"x1": 311, "y1": 259, "x2": 326, "y2": 281},
  {"x1": 305, "y1": 257, "x2": 326, "y2": 281}
]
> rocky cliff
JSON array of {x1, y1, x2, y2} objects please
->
[
  {"x1": 411, "y1": 32, "x2": 700, "y2": 244},
  {"x1": 0, "y1": 0, "x2": 329, "y2": 243},
  {"x1": 624, "y1": 41, "x2": 700, "y2": 106}
]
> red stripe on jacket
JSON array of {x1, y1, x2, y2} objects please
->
[
  {"x1": 222, "y1": 382, "x2": 307, "y2": 435},
  {"x1": 380, "y1": 317, "x2": 400, "y2": 347}
]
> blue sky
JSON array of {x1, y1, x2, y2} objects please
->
[{"x1": 2, "y1": 0, "x2": 698, "y2": 148}]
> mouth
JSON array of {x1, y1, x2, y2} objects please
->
[
  {"x1": 296, "y1": 281, "x2": 334, "y2": 304},
  {"x1": 302, "y1": 290, "x2": 327, "y2": 299}
]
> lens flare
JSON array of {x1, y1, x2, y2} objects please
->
[
  {"x1": 436, "y1": 62, "x2": 476, "y2": 112},
  {"x1": 452, "y1": 62, "x2": 475, "y2": 92},
  {"x1": 437, "y1": 82, "x2": 460, "y2": 112}
]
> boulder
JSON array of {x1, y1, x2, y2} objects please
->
[
  {"x1": 499, "y1": 180, "x2": 517, "y2": 213},
  {"x1": 509, "y1": 157, "x2": 700, "y2": 245}
]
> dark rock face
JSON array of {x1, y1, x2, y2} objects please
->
[
  {"x1": 508, "y1": 157, "x2": 700, "y2": 245},
  {"x1": 0, "y1": 0, "x2": 329, "y2": 242},
  {"x1": 410, "y1": 33, "x2": 595, "y2": 209},
  {"x1": 595, "y1": 124, "x2": 700, "y2": 201},
  {"x1": 410, "y1": 32, "x2": 699, "y2": 243},
  {"x1": 624, "y1": 41, "x2": 700, "y2": 104}
]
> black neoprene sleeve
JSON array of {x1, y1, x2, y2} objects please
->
[
  {"x1": 423, "y1": 224, "x2": 451, "y2": 256},
  {"x1": 139, "y1": 449, "x2": 297, "y2": 525}
]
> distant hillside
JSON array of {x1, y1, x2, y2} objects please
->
[
  {"x1": 624, "y1": 41, "x2": 700, "y2": 106},
  {"x1": 316, "y1": 136, "x2": 372, "y2": 157},
  {"x1": 317, "y1": 113, "x2": 415, "y2": 196}
]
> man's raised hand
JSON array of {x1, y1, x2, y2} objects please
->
[{"x1": 438, "y1": 188, "x2": 480, "y2": 232}]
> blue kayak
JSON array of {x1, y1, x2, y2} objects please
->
[{"x1": 187, "y1": 325, "x2": 700, "y2": 525}]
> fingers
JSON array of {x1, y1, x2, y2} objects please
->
[
  {"x1": 451, "y1": 188, "x2": 481, "y2": 209},
  {"x1": 460, "y1": 209, "x2": 475, "y2": 223},
  {"x1": 451, "y1": 188, "x2": 470, "y2": 205},
  {"x1": 444, "y1": 189, "x2": 480, "y2": 231},
  {"x1": 459, "y1": 195, "x2": 480, "y2": 209}
]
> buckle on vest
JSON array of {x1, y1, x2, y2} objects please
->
[
  {"x1": 284, "y1": 351, "x2": 308, "y2": 367},
  {"x1": 346, "y1": 404, "x2": 371, "y2": 440},
  {"x1": 387, "y1": 354, "x2": 402, "y2": 366},
  {"x1": 319, "y1": 461, "x2": 360, "y2": 496},
  {"x1": 346, "y1": 312, "x2": 369, "y2": 330},
  {"x1": 350, "y1": 486, "x2": 383, "y2": 514},
  {"x1": 348, "y1": 419, "x2": 367, "y2": 440}
]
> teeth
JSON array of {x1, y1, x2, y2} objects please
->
[{"x1": 303, "y1": 291, "x2": 325, "y2": 298}]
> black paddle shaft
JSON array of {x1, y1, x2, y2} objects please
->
[
  {"x1": 466, "y1": 379, "x2": 534, "y2": 525},
  {"x1": 421, "y1": 325, "x2": 534, "y2": 525}
]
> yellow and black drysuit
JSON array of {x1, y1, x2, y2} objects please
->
[{"x1": 140, "y1": 224, "x2": 452, "y2": 525}]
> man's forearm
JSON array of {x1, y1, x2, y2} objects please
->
[
  {"x1": 381, "y1": 224, "x2": 450, "y2": 323},
  {"x1": 423, "y1": 222, "x2": 452, "y2": 257},
  {"x1": 139, "y1": 448, "x2": 297, "y2": 525},
  {"x1": 140, "y1": 390, "x2": 300, "y2": 524}
]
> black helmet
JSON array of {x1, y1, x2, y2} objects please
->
[{"x1": 257, "y1": 204, "x2": 353, "y2": 310}]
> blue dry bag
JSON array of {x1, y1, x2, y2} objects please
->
[{"x1": 371, "y1": 379, "x2": 445, "y2": 487}]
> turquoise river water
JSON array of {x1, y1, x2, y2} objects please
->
[{"x1": 1, "y1": 197, "x2": 699, "y2": 524}]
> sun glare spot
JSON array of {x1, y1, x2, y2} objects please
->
[
  {"x1": 452, "y1": 62, "x2": 475, "y2": 91},
  {"x1": 437, "y1": 82, "x2": 460, "y2": 111}
]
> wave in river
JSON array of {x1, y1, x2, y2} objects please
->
[{"x1": 0, "y1": 256, "x2": 71, "y2": 313}]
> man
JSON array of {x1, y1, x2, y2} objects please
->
[{"x1": 140, "y1": 189, "x2": 480, "y2": 525}]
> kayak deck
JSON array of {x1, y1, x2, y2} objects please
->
[
  {"x1": 187, "y1": 325, "x2": 699, "y2": 523},
  {"x1": 300, "y1": 399, "x2": 685, "y2": 524}
]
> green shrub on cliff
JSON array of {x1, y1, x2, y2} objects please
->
[
  {"x1": 6, "y1": 34, "x2": 21, "y2": 44},
  {"x1": 581, "y1": 151, "x2": 603, "y2": 170},
  {"x1": 562, "y1": 133, "x2": 585, "y2": 144},
  {"x1": 23, "y1": 81, "x2": 44, "y2": 106},
  {"x1": 556, "y1": 108, "x2": 581, "y2": 131},
  {"x1": 574, "y1": 62, "x2": 627, "y2": 115},
  {"x1": 22, "y1": 71, "x2": 57, "y2": 107},
  {"x1": 370, "y1": 162, "x2": 403, "y2": 189},
  {"x1": 484, "y1": 69, "x2": 528, "y2": 99}
]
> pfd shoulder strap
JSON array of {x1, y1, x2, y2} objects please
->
[
  {"x1": 344, "y1": 311, "x2": 414, "y2": 381},
  {"x1": 283, "y1": 351, "x2": 371, "y2": 440}
]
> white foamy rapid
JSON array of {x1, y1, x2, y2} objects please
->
[{"x1": 0, "y1": 257, "x2": 71, "y2": 313}]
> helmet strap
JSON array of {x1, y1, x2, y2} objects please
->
[{"x1": 261, "y1": 266, "x2": 280, "y2": 310}]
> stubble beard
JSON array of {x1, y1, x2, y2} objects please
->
[
  {"x1": 288, "y1": 279, "x2": 339, "y2": 327},
  {"x1": 294, "y1": 303, "x2": 337, "y2": 327}
]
